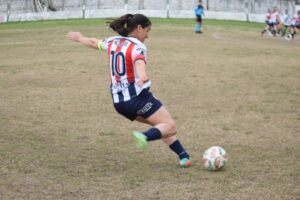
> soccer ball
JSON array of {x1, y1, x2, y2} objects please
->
[{"x1": 202, "y1": 146, "x2": 228, "y2": 171}]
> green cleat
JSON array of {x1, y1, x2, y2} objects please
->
[
  {"x1": 132, "y1": 131, "x2": 147, "y2": 149},
  {"x1": 180, "y1": 158, "x2": 192, "y2": 168}
]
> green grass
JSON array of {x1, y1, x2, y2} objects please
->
[{"x1": 0, "y1": 17, "x2": 263, "y2": 30}]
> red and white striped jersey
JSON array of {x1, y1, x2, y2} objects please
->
[
  {"x1": 98, "y1": 36, "x2": 151, "y2": 103},
  {"x1": 269, "y1": 11, "x2": 279, "y2": 23},
  {"x1": 265, "y1": 12, "x2": 271, "y2": 22}
]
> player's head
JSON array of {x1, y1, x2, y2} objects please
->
[{"x1": 109, "y1": 14, "x2": 152, "y2": 42}]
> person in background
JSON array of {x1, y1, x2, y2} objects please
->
[
  {"x1": 273, "y1": 7, "x2": 282, "y2": 36},
  {"x1": 268, "y1": 7, "x2": 281, "y2": 36},
  {"x1": 261, "y1": 8, "x2": 272, "y2": 36},
  {"x1": 281, "y1": 9, "x2": 292, "y2": 37},
  {"x1": 286, "y1": 10, "x2": 300, "y2": 40},
  {"x1": 195, "y1": 0, "x2": 204, "y2": 33}
]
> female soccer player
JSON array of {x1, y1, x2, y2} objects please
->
[
  {"x1": 66, "y1": 14, "x2": 191, "y2": 168},
  {"x1": 261, "y1": 8, "x2": 272, "y2": 36},
  {"x1": 281, "y1": 9, "x2": 292, "y2": 37}
]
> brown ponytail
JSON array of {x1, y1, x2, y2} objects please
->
[{"x1": 108, "y1": 14, "x2": 151, "y2": 36}]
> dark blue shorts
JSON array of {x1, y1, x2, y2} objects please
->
[{"x1": 113, "y1": 89, "x2": 162, "y2": 121}]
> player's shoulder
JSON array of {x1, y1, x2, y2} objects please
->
[
  {"x1": 103, "y1": 36, "x2": 122, "y2": 43},
  {"x1": 127, "y1": 37, "x2": 147, "y2": 49},
  {"x1": 127, "y1": 37, "x2": 144, "y2": 44}
]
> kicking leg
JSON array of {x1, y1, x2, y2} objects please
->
[{"x1": 135, "y1": 107, "x2": 191, "y2": 167}]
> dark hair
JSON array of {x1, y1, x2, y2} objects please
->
[{"x1": 108, "y1": 14, "x2": 152, "y2": 36}]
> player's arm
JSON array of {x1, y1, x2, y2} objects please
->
[
  {"x1": 66, "y1": 31, "x2": 100, "y2": 49},
  {"x1": 135, "y1": 60, "x2": 149, "y2": 88}
]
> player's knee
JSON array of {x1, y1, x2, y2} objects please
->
[{"x1": 168, "y1": 120, "x2": 177, "y2": 135}]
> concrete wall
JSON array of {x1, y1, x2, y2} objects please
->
[{"x1": 0, "y1": 0, "x2": 298, "y2": 23}]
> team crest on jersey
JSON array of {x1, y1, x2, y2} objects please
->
[{"x1": 137, "y1": 47, "x2": 145, "y2": 55}]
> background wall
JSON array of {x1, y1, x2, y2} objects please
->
[{"x1": 0, "y1": 0, "x2": 298, "y2": 23}]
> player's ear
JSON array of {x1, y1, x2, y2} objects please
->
[{"x1": 137, "y1": 24, "x2": 142, "y2": 31}]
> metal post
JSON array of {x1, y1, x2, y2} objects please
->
[
  {"x1": 292, "y1": 0, "x2": 296, "y2": 15},
  {"x1": 124, "y1": 0, "x2": 128, "y2": 10},
  {"x1": 179, "y1": 0, "x2": 182, "y2": 10},
  {"x1": 62, "y1": 0, "x2": 65, "y2": 11},
  {"x1": 98, "y1": 0, "x2": 101, "y2": 9},
  {"x1": 166, "y1": 0, "x2": 170, "y2": 18},
  {"x1": 82, "y1": 0, "x2": 86, "y2": 19},
  {"x1": 206, "y1": 0, "x2": 209, "y2": 11},
  {"x1": 138, "y1": 0, "x2": 144, "y2": 10},
  {"x1": 44, "y1": 0, "x2": 49, "y2": 12},
  {"x1": 25, "y1": 0, "x2": 29, "y2": 13},
  {"x1": 6, "y1": 3, "x2": 10, "y2": 23},
  {"x1": 245, "y1": 0, "x2": 249, "y2": 22}
]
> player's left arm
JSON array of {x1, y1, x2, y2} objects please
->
[
  {"x1": 66, "y1": 31, "x2": 101, "y2": 49},
  {"x1": 133, "y1": 44, "x2": 149, "y2": 87},
  {"x1": 135, "y1": 60, "x2": 149, "y2": 88}
]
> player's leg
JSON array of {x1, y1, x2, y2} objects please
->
[
  {"x1": 281, "y1": 25, "x2": 288, "y2": 36},
  {"x1": 276, "y1": 23, "x2": 282, "y2": 35},
  {"x1": 134, "y1": 106, "x2": 176, "y2": 144},
  {"x1": 162, "y1": 135, "x2": 191, "y2": 167},
  {"x1": 135, "y1": 106, "x2": 191, "y2": 167},
  {"x1": 195, "y1": 22, "x2": 201, "y2": 33},
  {"x1": 289, "y1": 26, "x2": 297, "y2": 39},
  {"x1": 261, "y1": 24, "x2": 268, "y2": 36},
  {"x1": 285, "y1": 26, "x2": 292, "y2": 40},
  {"x1": 144, "y1": 106, "x2": 177, "y2": 138},
  {"x1": 198, "y1": 16, "x2": 203, "y2": 33},
  {"x1": 195, "y1": 16, "x2": 202, "y2": 33}
]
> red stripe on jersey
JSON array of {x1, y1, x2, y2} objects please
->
[
  {"x1": 114, "y1": 38, "x2": 125, "y2": 83},
  {"x1": 133, "y1": 55, "x2": 146, "y2": 64},
  {"x1": 125, "y1": 43, "x2": 135, "y2": 83}
]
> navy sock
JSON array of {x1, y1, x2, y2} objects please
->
[
  {"x1": 143, "y1": 128, "x2": 162, "y2": 141},
  {"x1": 169, "y1": 140, "x2": 190, "y2": 160}
]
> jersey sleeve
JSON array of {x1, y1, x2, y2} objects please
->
[
  {"x1": 98, "y1": 38, "x2": 109, "y2": 51},
  {"x1": 98, "y1": 36, "x2": 116, "y2": 51},
  {"x1": 132, "y1": 43, "x2": 147, "y2": 64}
]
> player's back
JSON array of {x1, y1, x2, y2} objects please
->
[{"x1": 101, "y1": 36, "x2": 149, "y2": 103}]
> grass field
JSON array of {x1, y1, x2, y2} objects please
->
[{"x1": 0, "y1": 18, "x2": 300, "y2": 200}]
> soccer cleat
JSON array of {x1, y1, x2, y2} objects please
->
[
  {"x1": 180, "y1": 158, "x2": 192, "y2": 168},
  {"x1": 132, "y1": 131, "x2": 147, "y2": 149},
  {"x1": 268, "y1": 31, "x2": 273, "y2": 36},
  {"x1": 285, "y1": 34, "x2": 292, "y2": 41}
]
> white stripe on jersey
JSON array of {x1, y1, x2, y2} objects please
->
[{"x1": 100, "y1": 36, "x2": 151, "y2": 103}]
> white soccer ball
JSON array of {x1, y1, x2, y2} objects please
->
[{"x1": 202, "y1": 146, "x2": 228, "y2": 171}]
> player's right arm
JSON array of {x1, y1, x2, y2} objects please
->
[{"x1": 66, "y1": 31, "x2": 100, "y2": 49}]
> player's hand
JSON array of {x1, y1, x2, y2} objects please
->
[
  {"x1": 66, "y1": 32, "x2": 82, "y2": 42},
  {"x1": 137, "y1": 75, "x2": 149, "y2": 88}
]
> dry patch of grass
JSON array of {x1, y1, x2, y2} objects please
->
[{"x1": 0, "y1": 19, "x2": 299, "y2": 199}]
